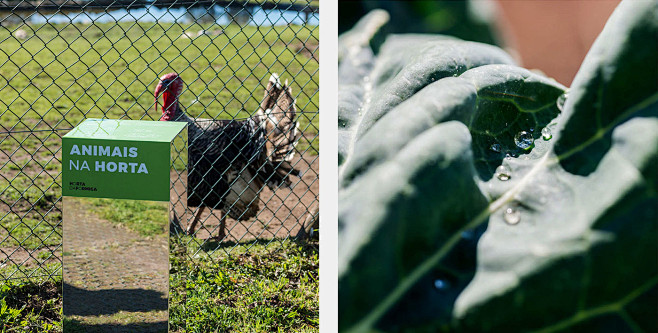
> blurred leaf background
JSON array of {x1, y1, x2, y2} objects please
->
[
  {"x1": 338, "y1": 0, "x2": 500, "y2": 53},
  {"x1": 338, "y1": 0, "x2": 621, "y2": 86}
]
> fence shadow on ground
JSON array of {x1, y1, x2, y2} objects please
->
[{"x1": 63, "y1": 283, "x2": 167, "y2": 316}]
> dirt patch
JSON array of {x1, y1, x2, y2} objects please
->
[
  {"x1": 0, "y1": 143, "x2": 10, "y2": 165},
  {"x1": 62, "y1": 198, "x2": 168, "y2": 332},
  {"x1": 292, "y1": 40, "x2": 319, "y2": 61},
  {"x1": 173, "y1": 151, "x2": 319, "y2": 244},
  {"x1": 0, "y1": 245, "x2": 60, "y2": 268}
]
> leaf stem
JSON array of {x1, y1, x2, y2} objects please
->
[
  {"x1": 530, "y1": 276, "x2": 658, "y2": 333},
  {"x1": 557, "y1": 91, "x2": 658, "y2": 161}
]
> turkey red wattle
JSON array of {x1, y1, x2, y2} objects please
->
[
  {"x1": 155, "y1": 73, "x2": 182, "y2": 121},
  {"x1": 159, "y1": 90, "x2": 178, "y2": 121}
]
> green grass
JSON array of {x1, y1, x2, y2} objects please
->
[
  {"x1": 83, "y1": 198, "x2": 168, "y2": 237},
  {"x1": 0, "y1": 21, "x2": 319, "y2": 137},
  {"x1": 169, "y1": 240, "x2": 319, "y2": 332},
  {"x1": 0, "y1": 262, "x2": 61, "y2": 284},
  {"x1": 0, "y1": 17, "x2": 318, "y2": 333},
  {"x1": 0, "y1": 19, "x2": 318, "y2": 260},
  {"x1": 0, "y1": 276, "x2": 62, "y2": 332},
  {"x1": 0, "y1": 174, "x2": 62, "y2": 250}
]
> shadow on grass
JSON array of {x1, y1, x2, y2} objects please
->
[
  {"x1": 63, "y1": 283, "x2": 167, "y2": 316},
  {"x1": 198, "y1": 236, "x2": 318, "y2": 253},
  {"x1": 63, "y1": 317, "x2": 168, "y2": 333}
]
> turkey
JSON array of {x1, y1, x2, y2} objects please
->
[{"x1": 155, "y1": 72, "x2": 301, "y2": 239}]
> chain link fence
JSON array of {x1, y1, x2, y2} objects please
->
[{"x1": 0, "y1": 0, "x2": 319, "y2": 283}]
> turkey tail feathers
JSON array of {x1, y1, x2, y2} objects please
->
[{"x1": 256, "y1": 73, "x2": 302, "y2": 189}]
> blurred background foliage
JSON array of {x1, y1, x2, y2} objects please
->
[{"x1": 338, "y1": 0, "x2": 501, "y2": 52}]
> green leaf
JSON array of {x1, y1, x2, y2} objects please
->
[
  {"x1": 338, "y1": 10, "x2": 388, "y2": 166},
  {"x1": 456, "y1": 1, "x2": 658, "y2": 331},
  {"x1": 352, "y1": 40, "x2": 516, "y2": 140},
  {"x1": 338, "y1": 63, "x2": 565, "y2": 332},
  {"x1": 338, "y1": 1, "x2": 658, "y2": 332},
  {"x1": 338, "y1": 12, "x2": 515, "y2": 167},
  {"x1": 340, "y1": 64, "x2": 566, "y2": 187}
]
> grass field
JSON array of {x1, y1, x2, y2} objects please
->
[
  {"x1": 170, "y1": 240, "x2": 319, "y2": 332},
  {"x1": 87, "y1": 198, "x2": 169, "y2": 237},
  {"x1": 1, "y1": 14, "x2": 319, "y2": 332},
  {"x1": 0, "y1": 18, "x2": 318, "y2": 279},
  {"x1": 0, "y1": 239, "x2": 318, "y2": 333},
  {"x1": 87, "y1": 198, "x2": 319, "y2": 331},
  {"x1": 0, "y1": 21, "x2": 319, "y2": 129}
]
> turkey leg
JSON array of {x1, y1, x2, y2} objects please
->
[
  {"x1": 215, "y1": 217, "x2": 226, "y2": 241},
  {"x1": 186, "y1": 206, "x2": 205, "y2": 235},
  {"x1": 204, "y1": 210, "x2": 226, "y2": 241},
  {"x1": 186, "y1": 206, "x2": 227, "y2": 241}
]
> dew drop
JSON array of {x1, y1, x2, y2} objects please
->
[
  {"x1": 504, "y1": 207, "x2": 521, "y2": 225},
  {"x1": 495, "y1": 165, "x2": 511, "y2": 181},
  {"x1": 490, "y1": 143, "x2": 501, "y2": 153},
  {"x1": 529, "y1": 127, "x2": 534, "y2": 132},
  {"x1": 514, "y1": 131, "x2": 534, "y2": 150},
  {"x1": 505, "y1": 153, "x2": 512, "y2": 160},
  {"x1": 542, "y1": 127, "x2": 552, "y2": 140},
  {"x1": 461, "y1": 230, "x2": 474, "y2": 240},
  {"x1": 434, "y1": 279, "x2": 449, "y2": 290},
  {"x1": 557, "y1": 93, "x2": 568, "y2": 112}
]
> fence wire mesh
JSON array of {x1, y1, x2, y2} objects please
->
[{"x1": 0, "y1": 0, "x2": 319, "y2": 283}]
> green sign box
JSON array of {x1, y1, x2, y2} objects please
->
[{"x1": 62, "y1": 119, "x2": 187, "y2": 201}]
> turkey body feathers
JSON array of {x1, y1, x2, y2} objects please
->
[
  {"x1": 156, "y1": 72, "x2": 300, "y2": 225},
  {"x1": 173, "y1": 109, "x2": 267, "y2": 220},
  {"x1": 188, "y1": 118, "x2": 266, "y2": 217}
]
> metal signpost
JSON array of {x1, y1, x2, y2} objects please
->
[{"x1": 61, "y1": 119, "x2": 186, "y2": 331}]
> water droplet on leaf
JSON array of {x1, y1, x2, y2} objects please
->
[
  {"x1": 557, "y1": 93, "x2": 568, "y2": 111},
  {"x1": 461, "y1": 230, "x2": 474, "y2": 239},
  {"x1": 542, "y1": 127, "x2": 552, "y2": 140},
  {"x1": 434, "y1": 279, "x2": 449, "y2": 290},
  {"x1": 490, "y1": 143, "x2": 501, "y2": 153},
  {"x1": 504, "y1": 207, "x2": 521, "y2": 225},
  {"x1": 495, "y1": 165, "x2": 511, "y2": 181},
  {"x1": 514, "y1": 131, "x2": 534, "y2": 150}
]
